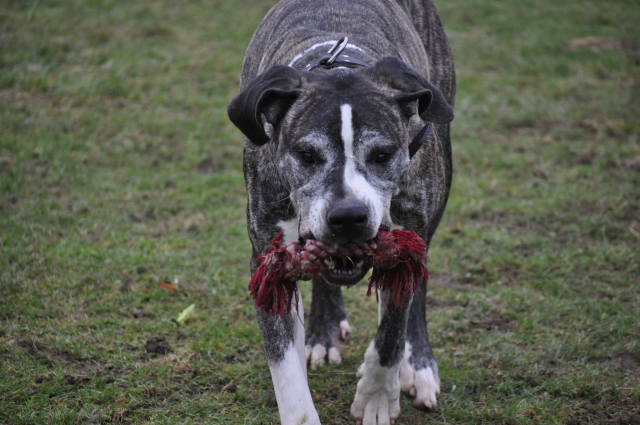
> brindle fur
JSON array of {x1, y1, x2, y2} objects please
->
[{"x1": 228, "y1": 0, "x2": 455, "y2": 422}]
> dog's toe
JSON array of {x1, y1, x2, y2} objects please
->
[
  {"x1": 399, "y1": 361, "x2": 440, "y2": 411},
  {"x1": 305, "y1": 319, "x2": 351, "y2": 369},
  {"x1": 307, "y1": 344, "x2": 327, "y2": 369},
  {"x1": 328, "y1": 347, "x2": 342, "y2": 364},
  {"x1": 306, "y1": 343, "x2": 344, "y2": 369}
]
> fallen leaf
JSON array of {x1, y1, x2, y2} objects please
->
[
  {"x1": 176, "y1": 304, "x2": 196, "y2": 324},
  {"x1": 158, "y1": 283, "x2": 178, "y2": 292}
]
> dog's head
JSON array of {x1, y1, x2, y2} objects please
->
[{"x1": 229, "y1": 57, "x2": 453, "y2": 283}]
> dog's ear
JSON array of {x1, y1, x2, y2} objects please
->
[
  {"x1": 368, "y1": 56, "x2": 454, "y2": 124},
  {"x1": 227, "y1": 65, "x2": 302, "y2": 145}
]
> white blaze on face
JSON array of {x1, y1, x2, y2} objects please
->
[{"x1": 340, "y1": 104, "x2": 383, "y2": 232}]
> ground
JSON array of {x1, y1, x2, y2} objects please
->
[{"x1": 1, "y1": 0, "x2": 639, "y2": 424}]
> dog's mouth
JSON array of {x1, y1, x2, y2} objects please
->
[{"x1": 320, "y1": 255, "x2": 370, "y2": 286}]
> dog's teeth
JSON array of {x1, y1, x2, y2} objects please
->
[{"x1": 356, "y1": 261, "x2": 363, "y2": 268}]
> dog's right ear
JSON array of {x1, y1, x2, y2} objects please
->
[{"x1": 227, "y1": 65, "x2": 302, "y2": 145}]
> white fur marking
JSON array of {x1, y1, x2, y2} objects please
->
[
  {"x1": 350, "y1": 341, "x2": 401, "y2": 425},
  {"x1": 391, "y1": 223, "x2": 405, "y2": 231},
  {"x1": 270, "y1": 295, "x2": 321, "y2": 425},
  {"x1": 278, "y1": 217, "x2": 300, "y2": 244},
  {"x1": 271, "y1": 343, "x2": 320, "y2": 425},
  {"x1": 340, "y1": 104, "x2": 384, "y2": 232},
  {"x1": 340, "y1": 104, "x2": 354, "y2": 151}
]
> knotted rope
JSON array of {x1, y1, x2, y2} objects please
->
[{"x1": 250, "y1": 230, "x2": 429, "y2": 316}]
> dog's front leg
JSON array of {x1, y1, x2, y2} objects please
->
[
  {"x1": 350, "y1": 290, "x2": 412, "y2": 425},
  {"x1": 256, "y1": 291, "x2": 321, "y2": 425}
]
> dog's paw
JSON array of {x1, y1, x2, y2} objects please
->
[
  {"x1": 305, "y1": 320, "x2": 350, "y2": 370},
  {"x1": 350, "y1": 342, "x2": 401, "y2": 425},
  {"x1": 399, "y1": 345, "x2": 440, "y2": 411},
  {"x1": 350, "y1": 388, "x2": 400, "y2": 425}
]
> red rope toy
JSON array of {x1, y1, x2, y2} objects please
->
[{"x1": 250, "y1": 230, "x2": 429, "y2": 316}]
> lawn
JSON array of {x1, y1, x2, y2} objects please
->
[{"x1": 1, "y1": 0, "x2": 639, "y2": 424}]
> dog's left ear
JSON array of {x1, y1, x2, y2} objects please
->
[
  {"x1": 367, "y1": 56, "x2": 454, "y2": 124},
  {"x1": 227, "y1": 65, "x2": 302, "y2": 145}
]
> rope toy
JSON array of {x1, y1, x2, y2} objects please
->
[{"x1": 250, "y1": 230, "x2": 429, "y2": 316}]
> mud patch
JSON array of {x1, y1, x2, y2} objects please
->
[
  {"x1": 610, "y1": 353, "x2": 639, "y2": 370},
  {"x1": 469, "y1": 311, "x2": 515, "y2": 332},
  {"x1": 426, "y1": 295, "x2": 457, "y2": 308},
  {"x1": 145, "y1": 336, "x2": 171, "y2": 355},
  {"x1": 430, "y1": 274, "x2": 461, "y2": 288},
  {"x1": 196, "y1": 155, "x2": 225, "y2": 173},
  {"x1": 65, "y1": 373, "x2": 91, "y2": 386},
  {"x1": 566, "y1": 401, "x2": 640, "y2": 425},
  {"x1": 18, "y1": 339, "x2": 104, "y2": 374}
]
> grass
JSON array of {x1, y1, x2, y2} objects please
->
[{"x1": 1, "y1": 0, "x2": 639, "y2": 424}]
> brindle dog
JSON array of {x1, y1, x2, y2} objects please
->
[{"x1": 228, "y1": 0, "x2": 455, "y2": 423}]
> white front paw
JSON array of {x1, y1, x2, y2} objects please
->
[
  {"x1": 399, "y1": 344, "x2": 440, "y2": 411},
  {"x1": 350, "y1": 388, "x2": 400, "y2": 425},
  {"x1": 350, "y1": 342, "x2": 401, "y2": 425}
]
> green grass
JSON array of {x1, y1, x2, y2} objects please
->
[{"x1": 1, "y1": 0, "x2": 639, "y2": 423}]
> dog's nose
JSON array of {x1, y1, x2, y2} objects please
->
[{"x1": 326, "y1": 201, "x2": 369, "y2": 238}]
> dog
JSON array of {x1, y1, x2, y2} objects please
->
[{"x1": 227, "y1": 0, "x2": 455, "y2": 423}]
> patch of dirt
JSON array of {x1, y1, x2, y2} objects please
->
[
  {"x1": 196, "y1": 155, "x2": 225, "y2": 173},
  {"x1": 426, "y1": 295, "x2": 457, "y2": 308},
  {"x1": 626, "y1": 156, "x2": 640, "y2": 173},
  {"x1": 19, "y1": 340, "x2": 77, "y2": 363},
  {"x1": 145, "y1": 336, "x2": 171, "y2": 355},
  {"x1": 129, "y1": 208, "x2": 156, "y2": 222},
  {"x1": 569, "y1": 36, "x2": 622, "y2": 51},
  {"x1": 566, "y1": 401, "x2": 640, "y2": 425},
  {"x1": 609, "y1": 353, "x2": 639, "y2": 370},
  {"x1": 469, "y1": 311, "x2": 515, "y2": 332},
  {"x1": 131, "y1": 306, "x2": 153, "y2": 318},
  {"x1": 18, "y1": 340, "x2": 104, "y2": 374},
  {"x1": 429, "y1": 274, "x2": 460, "y2": 287},
  {"x1": 111, "y1": 409, "x2": 134, "y2": 425},
  {"x1": 575, "y1": 149, "x2": 599, "y2": 165},
  {"x1": 119, "y1": 270, "x2": 132, "y2": 292},
  {"x1": 65, "y1": 373, "x2": 91, "y2": 386}
]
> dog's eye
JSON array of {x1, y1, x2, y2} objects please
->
[
  {"x1": 299, "y1": 151, "x2": 315, "y2": 164},
  {"x1": 374, "y1": 152, "x2": 391, "y2": 164}
]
